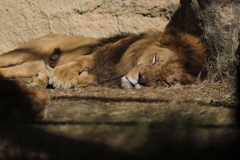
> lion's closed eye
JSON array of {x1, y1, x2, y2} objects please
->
[{"x1": 152, "y1": 53, "x2": 159, "y2": 65}]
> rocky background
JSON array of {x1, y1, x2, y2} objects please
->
[
  {"x1": 0, "y1": 0, "x2": 179, "y2": 54},
  {"x1": 167, "y1": 0, "x2": 240, "y2": 59}
]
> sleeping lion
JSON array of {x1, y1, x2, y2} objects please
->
[{"x1": 0, "y1": 29, "x2": 206, "y2": 90}]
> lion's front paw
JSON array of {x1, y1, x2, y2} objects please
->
[{"x1": 49, "y1": 64, "x2": 78, "y2": 90}]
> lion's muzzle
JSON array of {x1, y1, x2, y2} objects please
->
[{"x1": 121, "y1": 73, "x2": 148, "y2": 89}]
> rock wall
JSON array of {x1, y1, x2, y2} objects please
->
[
  {"x1": 167, "y1": 0, "x2": 240, "y2": 59},
  {"x1": 0, "y1": 0, "x2": 179, "y2": 54}
]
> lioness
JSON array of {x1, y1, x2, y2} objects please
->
[{"x1": 0, "y1": 29, "x2": 206, "y2": 90}]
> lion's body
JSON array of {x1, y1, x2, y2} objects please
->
[{"x1": 0, "y1": 29, "x2": 206, "y2": 89}]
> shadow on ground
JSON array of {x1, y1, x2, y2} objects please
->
[{"x1": 0, "y1": 119, "x2": 240, "y2": 160}]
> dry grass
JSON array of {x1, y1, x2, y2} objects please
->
[{"x1": 203, "y1": 54, "x2": 238, "y2": 101}]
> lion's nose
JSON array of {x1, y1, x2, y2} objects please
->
[{"x1": 138, "y1": 74, "x2": 148, "y2": 86}]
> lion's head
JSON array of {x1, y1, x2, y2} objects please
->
[{"x1": 117, "y1": 29, "x2": 206, "y2": 89}]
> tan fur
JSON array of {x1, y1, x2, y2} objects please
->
[
  {"x1": 28, "y1": 66, "x2": 52, "y2": 89},
  {"x1": 0, "y1": 75, "x2": 50, "y2": 122},
  {"x1": 0, "y1": 60, "x2": 45, "y2": 78},
  {"x1": 0, "y1": 33, "x2": 99, "y2": 77},
  {"x1": 0, "y1": 29, "x2": 206, "y2": 90}
]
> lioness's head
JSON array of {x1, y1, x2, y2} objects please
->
[{"x1": 118, "y1": 29, "x2": 206, "y2": 89}]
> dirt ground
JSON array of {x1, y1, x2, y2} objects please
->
[{"x1": 0, "y1": 78, "x2": 239, "y2": 160}]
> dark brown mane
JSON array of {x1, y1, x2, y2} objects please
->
[
  {"x1": 89, "y1": 33, "x2": 145, "y2": 84},
  {"x1": 159, "y1": 29, "x2": 207, "y2": 80}
]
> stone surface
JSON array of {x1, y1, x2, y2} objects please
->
[
  {"x1": 167, "y1": 0, "x2": 240, "y2": 59},
  {"x1": 0, "y1": 0, "x2": 179, "y2": 54}
]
